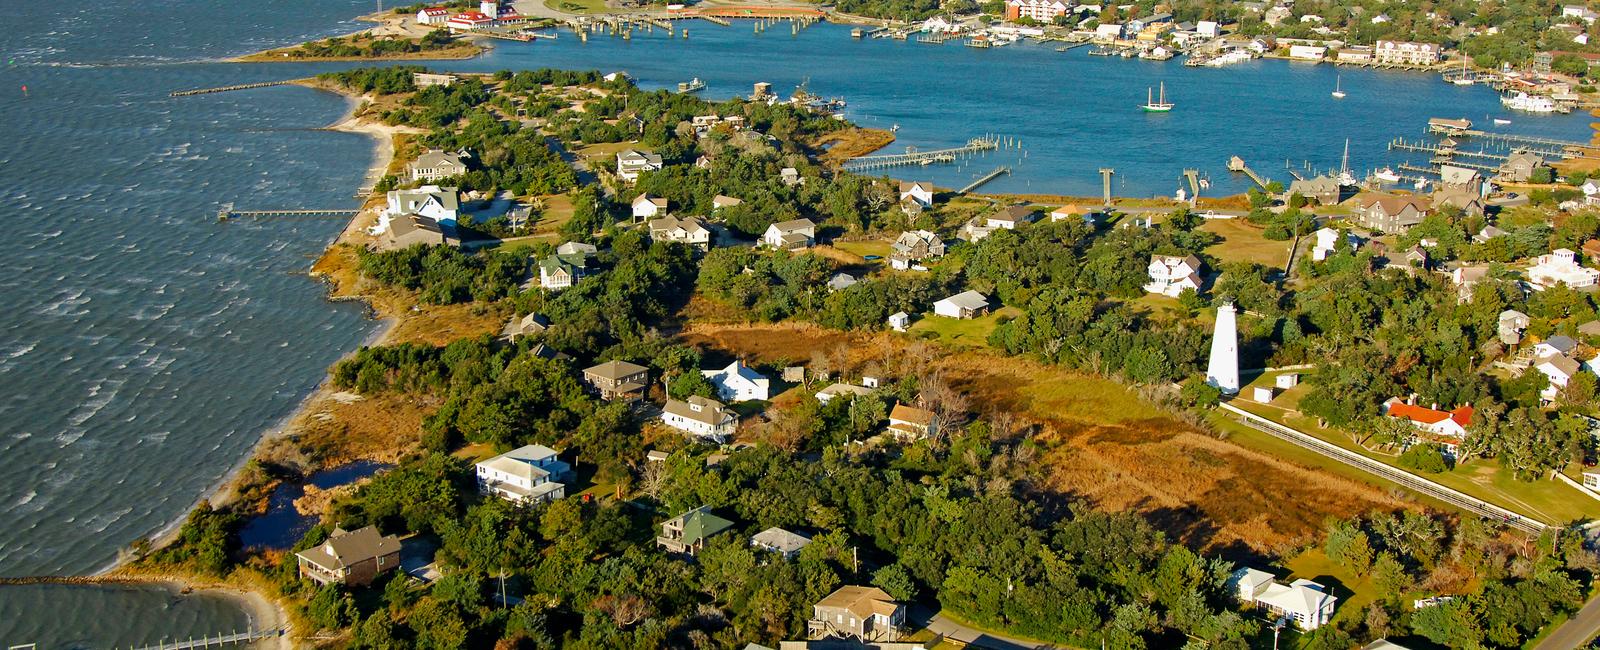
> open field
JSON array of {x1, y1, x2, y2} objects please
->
[
  {"x1": 677, "y1": 322, "x2": 1407, "y2": 554},
  {"x1": 810, "y1": 127, "x2": 896, "y2": 166},
  {"x1": 1231, "y1": 374, "x2": 1600, "y2": 525},
  {"x1": 907, "y1": 307, "x2": 1021, "y2": 348},
  {"x1": 1284, "y1": 549, "x2": 1375, "y2": 626},
  {"x1": 1201, "y1": 218, "x2": 1291, "y2": 267},
  {"x1": 546, "y1": 0, "x2": 611, "y2": 14},
  {"x1": 829, "y1": 239, "x2": 892, "y2": 260}
]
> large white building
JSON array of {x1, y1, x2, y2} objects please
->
[
  {"x1": 1206, "y1": 302, "x2": 1240, "y2": 394},
  {"x1": 1528, "y1": 248, "x2": 1600, "y2": 289},
  {"x1": 1005, "y1": 0, "x2": 1071, "y2": 22},
  {"x1": 1144, "y1": 254, "x2": 1203, "y2": 297},
  {"x1": 662, "y1": 396, "x2": 738, "y2": 443},
  {"x1": 1374, "y1": 40, "x2": 1442, "y2": 65},
  {"x1": 616, "y1": 149, "x2": 663, "y2": 182},
  {"x1": 702, "y1": 360, "x2": 771, "y2": 402},
  {"x1": 1229, "y1": 567, "x2": 1337, "y2": 630},
  {"x1": 475, "y1": 444, "x2": 572, "y2": 504}
]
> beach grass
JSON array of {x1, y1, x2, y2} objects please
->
[{"x1": 906, "y1": 306, "x2": 1020, "y2": 348}]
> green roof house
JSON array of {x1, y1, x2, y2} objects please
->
[{"x1": 657, "y1": 506, "x2": 734, "y2": 556}]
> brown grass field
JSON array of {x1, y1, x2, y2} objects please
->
[
  {"x1": 678, "y1": 322, "x2": 1406, "y2": 554},
  {"x1": 811, "y1": 128, "x2": 897, "y2": 166},
  {"x1": 1201, "y1": 218, "x2": 1293, "y2": 267}
]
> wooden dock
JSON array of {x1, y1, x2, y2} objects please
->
[
  {"x1": 958, "y1": 166, "x2": 1011, "y2": 194},
  {"x1": 1225, "y1": 156, "x2": 1272, "y2": 189},
  {"x1": 1388, "y1": 138, "x2": 1508, "y2": 160},
  {"x1": 217, "y1": 205, "x2": 359, "y2": 221},
  {"x1": 841, "y1": 137, "x2": 1001, "y2": 171},
  {"x1": 170, "y1": 80, "x2": 294, "y2": 98},
  {"x1": 123, "y1": 628, "x2": 282, "y2": 650}
]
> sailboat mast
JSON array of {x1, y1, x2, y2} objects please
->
[{"x1": 1341, "y1": 138, "x2": 1349, "y2": 174}]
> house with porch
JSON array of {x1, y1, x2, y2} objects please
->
[
  {"x1": 933, "y1": 290, "x2": 990, "y2": 319},
  {"x1": 649, "y1": 216, "x2": 713, "y2": 250},
  {"x1": 1229, "y1": 567, "x2": 1336, "y2": 630},
  {"x1": 583, "y1": 360, "x2": 649, "y2": 402},
  {"x1": 616, "y1": 149, "x2": 663, "y2": 182},
  {"x1": 662, "y1": 395, "x2": 739, "y2": 442},
  {"x1": 632, "y1": 193, "x2": 669, "y2": 220},
  {"x1": 295, "y1": 526, "x2": 402, "y2": 587},
  {"x1": 808, "y1": 585, "x2": 906, "y2": 642},
  {"x1": 763, "y1": 218, "x2": 817, "y2": 250},
  {"x1": 657, "y1": 506, "x2": 734, "y2": 556},
  {"x1": 475, "y1": 444, "x2": 572, "y2": 504},
  {"x1": 1144, "y1": 254, "x2": 1203, "y2": 297},
  {"x1": 407, "y1": 150, "x2": 468, "y2": 182},
  {"x1": 1354, "y1": 194, "x2": 1431, "y2": 233},
  {"x1": 702, "y1": 360, "x2": 771, "y2": 402}
]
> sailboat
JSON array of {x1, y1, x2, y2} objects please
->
[
  {"x1": 1331, "y1": 74, "x2": 1346, "y2": 99},
  {"x1": 1141, "y1": 82, "x2": 1174, "y2": 112}
]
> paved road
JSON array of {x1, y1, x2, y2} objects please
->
[
  {"x1": 1538, "y1": 595, "x2": 1600, "y2": 650},
  {"x1": 909, "y1": 606, "x2": 1058, "y2": 649},
  {"x1": 1218, "y1": 402, "x2": 1548, "y2": 534}
]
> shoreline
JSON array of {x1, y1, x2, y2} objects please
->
[{"x1": 1, "y1": 575, "x2": 294, "y2": 650}]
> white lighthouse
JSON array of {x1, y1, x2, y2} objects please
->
[{"x1": 1206, "y1": 301, "x2": 1240, "y2": 394}]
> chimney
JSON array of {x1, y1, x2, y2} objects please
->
[{"x1": 1431, "y1": 402, "x2": 1439, "y2": 411}]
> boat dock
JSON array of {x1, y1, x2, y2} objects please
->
[
  {"x1": 841, "y1": 136, "x2": 1003, "y2": 171},
  {"x1": 1387, "y1": 138, "x2": 1509, "y2": 161},
  {"x1": 958, "y1": 166, "x2": 1011, "y2": 194},
  {"x1": 1225, "y1": 156, "x2": 1272, "y2": 189},
  {"x1": 121, "y1": 628, "x2": 283, "y2": 650},
  {"x1": 170, "y1": 80, "x2": 295, "y2": 98},
  {"x1": 217, "y1": 204, "x2": 359, "y2": 221}
]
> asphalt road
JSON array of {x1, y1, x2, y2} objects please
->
[{"x1": 1537, "y1": 595, "x2": 1600, "y2": 650}]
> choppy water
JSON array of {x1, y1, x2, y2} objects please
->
[
  {"x1": 1, "y1": 1, "x2": 1596, "y2": 645},
  {"x1": 1, "y1": 583, "x2": 254, "y2": 650}
]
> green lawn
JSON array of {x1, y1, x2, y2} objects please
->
[
  {"x1": 1229, "y1": 388, "x2": 1600, "y2": 525},
  {"x1": 832, "y1": 239, "x2": 891, "y2": 259},
  {"x1": 907, "y1": 306, "x2": 1021, "y2": 348},
  {"x1": 1284, "y1": 549, "x2": 1375, "y2": 626},
  {"x1": 545, "y1": 0, "x2": 609, "y2": 13}
]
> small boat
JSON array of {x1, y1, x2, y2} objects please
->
[
  {"x1": 1141, "y1": 82, "x2": 1174, "y2": 112},
  {"x1": 1374, "y1": 167, "x2": 1401, "y2": 183},
  {"x1": 1414, "y1": 178, "x2": 1430, "y2": 191},
  {"x1": 1331, "y1": 74, "x2": 1346, "y2": 99},
  {"x1": 677, "y1": 77, "x2": 706, "y2": 93},
  {"x1": 1493, "y1": 118, "x2": 1512, "y2": 125}
]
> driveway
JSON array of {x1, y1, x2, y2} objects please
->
[
  {"x1": 908, "y1": 605, "x2": 1060, "y2": 650},
  {"x1": 1536, "y1": 594, "x2": 1600, "y2": 650}
]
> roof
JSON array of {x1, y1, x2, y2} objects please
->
[
  {"x1": 585, "y1": 359, "x2": 648, "y2": 380},
  {"x1": 713, "y1": 194, "x2": 743, "y2": 207},
  {"x1": 389, "y1": 186, "x2": 460, "y2": 214},
  {"x1": 539, "y1": 253, "x2": 586, "y2": 275},
  {"x1": 1359, "y1": 193, "x2": 1431, "y2": 215},
  {"x1": 296, "y1": 525, "x2": 401, "y2": 571},
  {"x1": 556, "y1": 241, "x2": 597, "y2": 256},
  {"x1": 1152, "y1": 254, "x2": 1202, "y2": 271},
  {"x1": 1544, "y1": 335, "x2": 1578, "y2": 353},
  {"x1": 767, "y1": 218, "x2": 816, "y2": 234},
  {"x1": 1387, "y1": 402, "x2": 1473, "y2": 428},
  {"x1": 751, "y1": 527, "x2": 811, "y2": 554},
  {"x1": 991, "y1": 205, "x2": 1037, "y2": 223},
  {"x1": 817, "y1": 383, "x2": 872, "y2": 400},
  {"x1": 411, "y1": 150, "x2": 465, "y2": 170},
  {"x1": 633, "y1": 193, "x2": 669, "y2": 208},
  {"x1": 1579, "y1": 320, "x2": 1600, "y2": 336},
  {"x1": 650, "y1": 216, "x2": 710, "y2": 236},
  {"x1": 890, "y1": 403, "x2": 936, "y2": 426},
  {"x1": 937, "y1": 290, "x2": 990, "y2": 311},
  {"x1": 389, "y1": 214, "x2": 445, "y2": 239},
  {"x1": 665, "y1": 506, "x2": 734, "y2": 544},
  {"x1": 814, "y1": 585, "x2": 900, "y2": 618},
  {"x1": 899, "y1": 180, "x2": 933, "y2": 193},
  {"x1": 707, "y1": 360, "x2": 768, "y2": 387},
  {"x1": 827, "y1": 273, "x2": 857, "y2": 290},
  {"x1": 663, "y1": 395, "x2": 735, "y2": 426},
  {"x1": 478, "y1": 444, "x2": 568, "y2": 483},
  {"x1": 1256, "y1": 579, "x2": 1334, "y2": 621},
  {"x1": 1539, "y1": 354, "x2": 1582, "y2": 377}
]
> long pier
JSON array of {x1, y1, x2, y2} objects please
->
[
  {"x1": 958, "y1": 166, "x2": 1011, "y2": 194},
  {"x1": 1388, "y1": 137, "x2": 1509, "y2": 160},
  {"x1": 123, "y1": 628, "x2": 283, "y2": 650},
  {"x1": 841, "y1": 136, "x2": 1002, "y2": 171},
  {"x1": 217, "y1": 206, "x2": 359, "y2": 221},
  {"x1": 170, "y1": 80, "x2": 294, "y2": 97},
  {"x1": 1225, "y1": 155, "x2": 1271, "y2": 189}
]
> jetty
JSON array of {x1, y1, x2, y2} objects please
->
[
  {"x1": 170, "y1": 80, "x2": 294, "y2": 98},
  {"x1": 841, "y1": 136, "x2": 1002, "y2": 172},
  {"x1": 958, "y1": 166, "x2": 1011, "y2": 194},
  {"x1": 121, "y1": 628, "x2": 283, "y2": 650},
  {"x1": 1225, "y1": 156, "x2": 1272, "y2": 189}
]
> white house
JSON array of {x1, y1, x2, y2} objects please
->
[
  {"x1": 1229, "y1": 567, "x2": 1337, "y2": 630},
  {"x1": 537, "y1": 253, "x2": 587, "y2": 291},
  {"x1": 888, "y1": 311, "x2": 910, "y2": 332},
  {"x1": 1499, "y1": 309, "x2": 1531, "y2": 345},
  {"x1": 632, "y1": 193, "x2": 668, "y2": 220},
  {"x1": 1288, "y1": 44, "x2": 1327, "y2": 60},
  {"x1": 662, "y1": 396, "x2": 738, "y2": 442},
  {"x1": 816, "y1": 382, "x2": 872, "y2": 404},
  {"x1": 1535, "y1": 335, "x2": 1578, "y2": 359},
  {"x1": 899, "y1": 181, "x2": 935, "y2": 209},
  {"x1": 384, "y1": 185, "x2": 459, "y2": 227},
  {"x1": 417, "y1": 7, "x2": 450, "y2": 24},
  {"x1": 649, "y1": 216, "x2": 713, "y2": 250},
  {"x1": 616, "y1": 149, "x2": 663, "y2": 182},
  {"x1": 702, "y1": 360, "x2": 771, "y2": 402},
  {"x1": 1144, "y1": 254, "x2": 1203, "y2": 297},
  {"x1": 1536, "y1": 354, "x2": 1581, "y2": 401},
  {"x1": 1565, "y1": 4, "x2": 1600, "y2": 23},
  {"x1": 475, "y1": 444, "x2": 572, "y2": 504},
  {"x1": 762, "y1": 218, "x2": 817, "y2": 250},
  {"x1": 933, "y1": 290, "x2": 990, "y2": 319},
  {"x1": 408, "y1": 150, "x2": 467, "y2": 182},
  {"x1": 887, "y1": 403, "x2": 939, "y2": 440},
  {"x1": 1311, "y1": 227, "x2": 1358, "y2": 262},
  {"x1": 1528, "y1": 249, "x2": 1600, "y2": 289},
  {"x1": 1095, "y1": 23, "x2": 1124, "y2": 40},
  {"x1": 987, "y1": 205, "x2": 1036, "y2": 230},
  {"x1": 1050, "y1": 204, "x2": 1098, "y2": 224},
  {"x1": 751, "y1": 527, "x2": 812, "y2": 559},
  {"x1": 1196, "y1": 20, "x2": 1220, "y2": 37},
  {"x1": 1385, "y1": 399, "x2": 1475, "y2": 440}
]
